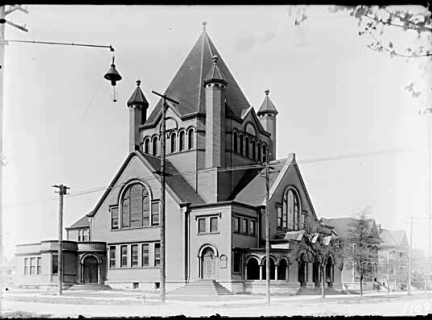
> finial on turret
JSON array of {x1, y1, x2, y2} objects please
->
[
  {"x1": 137, "y1": 80, "x2": 141, "y2": 87},
  {"x1": 265, "y1": 89, "x2": 270, "y2": 96},
  {"x1": 202, "y1": 21, "x2": 207, "y2": 32},
  {"x1": 212, "y1": 55, "x2": 219, "y2": 65}
]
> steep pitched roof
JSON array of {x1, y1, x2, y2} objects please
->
[
  {"x1": 67, "y1": 215, "x2": 90, "y2": 230},
  {"x1": 321, "y1": 217, "x2": 379, "y2": 239},
  {"x1": 127, "y1": 80, "x2": 149, "y2": 107},
  {"x1": 144, "y1": 28, "x2": 251, "y2": 126},
  {"x1": 89, "y1": 151, "x2": 204, "y2": 217},
  {"x1": 380, "y1": 229, "x2": 408, "y2": 248},
  {"x1": 232, "y1": 155, "x2": 317, "y2": 221},
  {"x1": 257, "y1": 89, "x2": 278, "y2": 116}
]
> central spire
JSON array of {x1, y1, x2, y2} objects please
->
[{"x1": 202, "y1": 21, "x2": 207, "y2": 32}]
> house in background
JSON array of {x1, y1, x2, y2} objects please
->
[
  {"x1": 13, "y1": 23, "x2": 343, "y2": 294},
  {"x1": 377, "y1": 228, "x2": 409, "y2": 291}
]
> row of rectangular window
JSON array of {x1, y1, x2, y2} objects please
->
[
  {"x1": 78, "y1": 229, "x2": 90, "y2": 242},
  {"x1": 109, "y1": 243, "x2": 160, "y2": 268},
  {"x1": 197, "y1": 216, "x2": 219, "y2": 234},
  {"x1": 23, "y1": 257, "x2": 42, "y2": 275},
  {"x1": 111, "y1": 201, "x2": 160, "y2": 230},
  {"x1": 233, "y1": 216, "x2": 256, "y2": 236}
]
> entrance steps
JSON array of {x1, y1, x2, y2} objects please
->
[
  {"x1": 168, "y1": 280, "x2": 232, "y2": 296},
  {"x1": 68, "y1": 284, "x2": 112, "y2": 291},
  {"x1": 296, "y1": 286, "x2": 345, "y2": 296}
]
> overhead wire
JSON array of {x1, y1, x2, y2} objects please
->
[{"x1": 3, "y1": 145, "x2": 420, "y2": 211}]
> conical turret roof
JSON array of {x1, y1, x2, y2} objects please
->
[
  {"x1": 257, "y1": 89, "x2": 278, "y2": 116},
  {"x1": 145, "y1": 23, "x2": 251, "y2": 126},
  {"x1": 127, "y1": 80, "x2": 149, "y2": 107},
  {"x1": 204, "y1": 55, "x2": 227, "y2": 86}
]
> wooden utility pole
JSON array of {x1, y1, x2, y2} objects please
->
[
  {"x1": 53, "y1": 184, "x2": 69, "y2": 296},
  {"x1": 0, "y1": 5, "x2": 27, "y2": 315},
  {"x1": 264, "y1": 151, "x2": 271, "y2": 306},
  {"x1": 151, "y1": 91, "x2": 178, "y2": 303},
  {"x1": 408, "y1": 216, "x2": 413, "y2": 295}
]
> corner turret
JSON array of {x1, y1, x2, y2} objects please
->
[
  {"x1": 127, "y1": 80, "x2": 149, "y2": 153},
  {"x1": 257, "y1": 89, "x2": 278, "y2": 160}
]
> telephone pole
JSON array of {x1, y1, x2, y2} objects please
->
[
  {"x1": 151, "y1": 90, "x2": 178, "y2": 303},
  {"x1": 53, "y1": 184, "x2": 69, "y2": 296},
  {"x1": 0, "y1": 5, "x2": 27, "y2": 314},
  {"x1": 408, "y1": 216, "x2": 414, "y2": 295}
]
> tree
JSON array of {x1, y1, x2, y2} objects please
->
[
  {"x1": 344, "y1": 209, "x2": 382, "y2": 296},
  {"x1": 304, "y1": 215, "x2": 341, "y2": 298}
]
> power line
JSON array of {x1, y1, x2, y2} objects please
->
[{"x1": 3, "y1": 145, "x2": 422, "y2": 210}]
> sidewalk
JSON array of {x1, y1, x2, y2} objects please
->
[{"x1": 3, "y1": 288, "x2": 431, "y2": 307}]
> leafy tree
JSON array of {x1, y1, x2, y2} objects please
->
[
  {"x1": 304, "y1": 215, "x2": 341, "y2": 298},
  {"x1": 344, "y1": 209, "x2": 382, "y2": 296}
]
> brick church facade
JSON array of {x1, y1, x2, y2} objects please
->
[{"x1": 14, "y1": 24, "x2": 343, "y2": 294}]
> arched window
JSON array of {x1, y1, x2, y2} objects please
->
[
  {"x1": 179, "y1": 131, "x2": 185, "y2": 151},
  {"x1": 187, "y1": 128, "x2": 195, "y2": 150},
  {"x1": 121, "y1": 183, "x2": 150, "y2": 229},
  {"x1": 245, "y1": 136, "x2": 249, "y2": 158},
  {"x1": 283, "y1": 188, "x2": 300, "y2": 230},
  {"x1": 239, "y1": 133, "x2": 244, "y2": 156},
  {"x1": 252, "y1": 140, "x2": 256, "y2": 160},
  {"x1": 233, "y1": 131, "x2": 238, "y2": 153},
  {"x1": 262, "y1": 144, "x2": 267, "y2": 163},
  {"x1": 143, "y1": 138, "x2": 150, "y2": 154},
  {"x1": 170, "y1": 132, "x2": 176, "y2": 154},
  {"x1": 152, "y1": 136, "x2": 159, "y2": 156},
  {"x1": 257, "y1": 142, "x2": 261, "y2": 162},
  {"x1": 246, "y1": 257, "x2": 260, "y2": 280}
]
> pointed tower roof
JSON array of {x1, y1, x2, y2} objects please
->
[
  {"x1": 204, "y1": 55, "x2": 227, "y2": 86},
  {"x1": 144, "y1": 22, "x2": 251, "y2": 126},
  {"x1": 127, "y1": 80, "x2": 149, "y2": 108},
  {"x1": 257, "y1": 89, "x2": 278, "y2": 116}
]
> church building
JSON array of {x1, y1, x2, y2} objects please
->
[{"x1": 14, "y1": 23, "x2": 343, "y2": 294}]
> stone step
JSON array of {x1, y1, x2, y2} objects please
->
[
  {"x1": 68, "y1": 284, "x2": 112, "y2": 291},
  {"x1": 168, "y1": 280, "x2": 232, "y2": 296}
]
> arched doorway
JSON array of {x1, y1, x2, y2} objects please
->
[
  {"x1": 278, "y1": 259, "x2": 288, "y2": 281},
  {"x1": 262, "y1": 257, "x2": 275, "y2": 280},
  {"x1": 201, "y1": 247, "x2": 215, "y2": 279},
  {"x1": 298, "y1": 253, "x2": 307, "y2": 287},
  {"x1": 326, "y1": 256, "x2": 334, "y2": 288},
  {"x1": 83, "y1": 255, "x2": 98, "y2": 284},
  {"x1": 313, "y1": 261, "x2": 320, "y2": 287},
  {"x1": 246, "y1": 257, "x2": 260, "y2": 280}
]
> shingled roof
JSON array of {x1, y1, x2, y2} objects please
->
[
  {"x1": 66, "y1": 215, "x2": 90, "y2": 230},
  {"x1": 127, "y1": 80, "x2": 149, "y2": 107},
  {"x1": 144, "y1": 25, "x2": 251, "y2": 126},
  {"x1": 257, "y1": 90, "x2": 278, "y2": 116},
  {"x1": 380, "y1": 229, "x2": 408, "y2": 248}
]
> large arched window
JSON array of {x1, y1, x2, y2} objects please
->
[
  {"x1": 252, "y1": 140, "x2": 256, "y2": 160},
  {"x1": 152, "y1": 136, "x2": 159, "y2": 156},
  {"x1": 179, "y1": 131, "x2": 185, "y2": 152},
  {"x1": 282, "y1": 188, "x2": 300, "y2": 230},
  {"x1": 239, "y1": 133, "x2": 244, "y2": 156},
  {"x1": 262, "y1": 144, "x2": 267, "y2": 163},
  {"x1": 170, "y1": 132, "x2": 177, "y2": 154},
  {"x1": 262, "y1": 257, "x2": 276, "y2": 280},
  {"x1": 187, "y1": 128, "x2": 195, "y2": 150},
  {"x1": 245, "y1": 136, "x2": 249, "y2": 158},
  {"x1": 121, "y1": 183, "x2": 150, "y2": 228},
  {"x1": 233, "y1": 131, "x2": 238, "y2": 153},
  {"x1": 143, "y1": 138, "x2": 150, "y2": 154},
  {"x1": 257, "y1": 142, "x2": 261, "y2": 162}
]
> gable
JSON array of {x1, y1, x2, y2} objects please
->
[
  {"x1": 268, "y1": 157, "x2": 318, "y2": 222},
  {"x1": 239, "y1": 107, "x2": 270, "y2": 136},
  {"x1": 89, "y1": 151, "x2": 204, "y2": 218}
]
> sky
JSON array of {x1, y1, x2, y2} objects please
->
[{"x1": 2, "y1": 5, "x2": 432, "y2": 260}]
